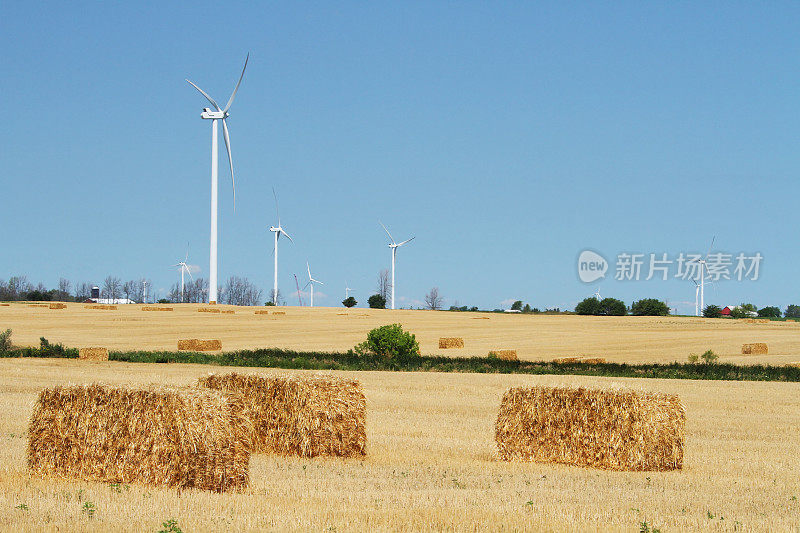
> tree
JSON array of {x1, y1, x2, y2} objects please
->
[
  {"x1": 522, "y1": 303, "x2": 532, "y2": 313},
  {"x1": 376, "y1": 269, "x2": 391, "y2": 301},
  {"x1": 630, "y1": 298, "x2": 670, "y2": 316},
  {"x1": 598, "y1": 297, "x2": 626, "y2": 316},
  {"x1": 510, "y1": 300, "x2": 523, "y2": 311},
  {"x1": 575, "y1": 297, "x2": 601, "y2": 315},
  {"x1": 269, "y1": 289, "x2": 283, "y2": 306},
  {"x1": 703, "y1": 304, "x2": 722, "y2": 318},
  {"x1": 730, "y1": 303, "x2": 757, "y2": 319},
  {"x1": 342, "y1": 296, "x2": 357, "y2": 308},
  {"x1": 757, "y1": 306, "x2": 781, "y2": 318},
  {"x1": 122, "y1": 281, "x2": 134, "y2": 301},
  {"x1": 222, "y1": 276, "x2": 263, "y2": 306},
  {"x1": 424, "y1": 287, "x2": 443, "y2": 310},
  {"x1": 368, "y1": 294, "x2": 386, "y2": 309},
  {"x1": 74, "y1": 282, "x2": 93, "y2": 302},
  {"x1": 102, "y1": 276, "x2": 122, "y2": 301},
  {"x1": 353, "y1": 324, "x2": 419, "y2": 360},
  {"x1": 785, "y1": 305, "x2": 800, "y2": 319},
  {"x1": 55, "y1": 278, "x2": 72, "y2": 301}
]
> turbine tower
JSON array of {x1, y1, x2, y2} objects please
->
[
  {"x1": 186, "y1": 53, "x2": 248, "y2": 304},
  {"x1": 305, "y1": 261, "x2": 324, "y2": 307},
  {"x1": 269, "y1": 188, "x2": 293, "y2": 304},
  {"x1": 380, "y1": 221, "x2": 414, "y2": 310},
  {"x1": 697, "y1": 236, "x2": 715, "y2": 314},
  {"x1": 172, "y1": 246, "x2": 194, "y2": 302},
  {"x1": 345, "y1": 282, "x2": 354, "y2": 299}
]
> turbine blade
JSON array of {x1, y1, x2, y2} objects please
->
[
  {"x1": 223, "y1": 53, "x2": 249, "y2": 113},
  {"x1": 397, "y1": 236, "x2": 415, "y2": 246},
  {"x1": 704, "y1": 236, "x2": 716, "y2": 260},
  {"x1": 185, "y1": 79, "x2": 221, "y2": 111},
  {"x1": 273, "y1": 187, "x2": 280, "y2": 226},
  {"x1": 307, "y1": 261, "x2": 311, "y2": 279},
  {"x1": 222, "y1": 119, "x2": 236, "y2": 210},
  {"x1": 187, "y1": 268, "x2": 194, "y2": 282},
  {"x1": 379, "y1": 221, "x2": 395, "y2": 244},
  {"x1": 303, "y1": 281, "x2": 311, "y2": 289},
  {"x1": 281, "y1": 229, "x2": 294, "y2": 243}
]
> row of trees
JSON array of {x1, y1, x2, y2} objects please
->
[
  {"x1": 702, "y1": 303, "x2": 798, "y2": 319},
  {"x1": 575, "y1": 297, "x2": 670, "y2": 316}
]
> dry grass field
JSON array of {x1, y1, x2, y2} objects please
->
[
  {"x1": 1, "y1": 359, "x2": 799, "y2": 531},
  {"x1": 2, "y1": 301, "x2": 800, "y2": 364}
]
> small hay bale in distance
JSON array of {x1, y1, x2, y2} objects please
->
[
  {"x1": 27, "y1": 384, "x2": 251, "y2": 492},
  {"x1": 272, "y1": 311, "x2": 286, "y2": 315},
  {"x1": 489, "y1": 350, "x2": 518, "y2": 361},
  {"x1": 552, "y1": 357, "x2": 581, "y2": 364},
  {"x1": 254, "y1": 310, "x2": 270, "y2": 315},
  {"x1": 198, "y1": 372, "x2": 367, "y2": 458},
  {"x1": 742, "y1": 343, "x2": 768, "y2": 355},
  {"x1": 85, "y1": 304, "x2": 117, "y2": 310},
  {"x1": 178, "y1": 339, "x2": 222, "y2": 351},
  {"x1": 581, "y1": 357, "x2": 607, "y2": 364},
  {"x1": 495, "y1": 386, "x2": 685, "y2": 471},
  {"x1": 198, "y1": 307, "x2": 221, "y2": 313},
  {"x1": 78, "y1": 347, "x2": 108, "y2": 361},
  {"x1": 142, "y1": 306, "x2": 173, "y2": 312},
  {"x1": 28, "y1": 303, "x2": 49, "y2": 308},
  {"x1": 48, "y1": 303, "x2": 67, "y2": 310},
  {"x1": 439, "y1": 337, "x2": 465, "y2": 349},
  {"x1": 221, "y1": 310, "x2": 235, "y2": 314}
]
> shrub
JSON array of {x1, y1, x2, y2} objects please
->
[
  {"x1": 0, "y1": 329, "x2": 11, "y2": 352},
  {"x1": 703, "y1": 305, "x2": 722, "y2": 318},
  {"x1": 342, "y1": 296, "x2": 357, "y2": 308},
  {"x1": 630, "y1": 298, "x2": 670, "y2": 316},
  {"x1": 757, "y1": 306, "x2": 781, "y2": 318},
  {"x1": 575, "y1": 297, "x2": 601, "y2": 315},
  {"x1": 367, "y1": 294, "x2": 386, "y2": 309},
  {"x1": 688, "y1": 350, "x2": 717, "y2": 364},
  {"x1": 354, "y1": 324, "x2": 419, "y2": 359}
]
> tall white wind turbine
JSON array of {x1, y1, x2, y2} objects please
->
[
  {"x1": 304, "y1": 261, "x2": 324, "y2": 307},
  {"x1": 172, "y1": 246, "x2": 194, "y2": 302},
  {"x1": 380, "y1": 221, "x2": 414, "y2": 310},
  {"x1": 186, "y1": 53, "x2": 248, "y2": 304},
  {"x1": 697, "y1": 236, "x2": 715, "y2": 314},
  {"x1": 269, "y1": 188, "x2": 294, "y2": 304},
  {"x1": 345, "y1": 283, "x2": 354, "y2": 299},
  {"x1": 692, "y1": 280, "x2": 700, "y2": 316}
]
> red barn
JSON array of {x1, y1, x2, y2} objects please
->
[{"x1": 721, "y1": 306, "x2": 732, "y2": 316}]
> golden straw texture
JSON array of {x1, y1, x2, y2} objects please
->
[
  {"x1": 495, "y1": 386, "x2": 685, "y2": 471},
  {"x1": 177, "y1": 339, "x2": 222, "y2": 351},
  {"x1": 142, "y1": 306, "x2": 173, "y2": 311},
  {"x1": 198, "y1": 373, "x2": 367, "y2": 458},
  {"x1": 85, "y1": 305, "x2": 117, "y2": 310},
  {"x1": 27, "y1": 384, "x2": 251, "y2": 492},
  {"x1": 742, "y1": 343, "x2": 768, "y2": 355},
  {"x1": 489, "y1": 350, "x2": 518, "y2": 361},
  {"x1": 78, "y1": 347, "x2": 108, "y2": 361},
  {"x1": 48, "y1": 303, "x2": 67, "y2": 310},
  {"x1": 198, "y1": 307, "x2": 221, "y2": 313},
  {"x1": 439, "y1": 337, "x2": 464, "y2": 349}
]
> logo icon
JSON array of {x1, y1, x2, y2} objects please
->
[{"x1": 578, "y1": 250, "x2": 608, "y2": 283}]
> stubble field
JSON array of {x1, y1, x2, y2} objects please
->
[{"x1": 1, "y1": 303, "x2": 799, "y2": 531}]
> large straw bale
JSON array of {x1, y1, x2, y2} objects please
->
[
  {"x1": 198, "y1": 372, "x2": 366, "y2": 458},
  {"x1": 178, "y1": 339, "x2": 222, "y2": 351},
  {"x1": 581, "y1": 357, "x2": 607, "y2": 364},
  {"x1": 28, "y1": 303, "x2": 49, "y2": 308},
  {"x1": 0, "y1": 303, "x2": 9, "y2": 306},
  {"x1": 272, "y1": 311, "x2": 286, "y2": 315},
  {"x1": 489, "y1": 350, "x2": 518, "y2": 361},
  {"x1": 439, "y1": 337, "x2": 465, "y2": 349},
  {"x1": 85, "y1": 304, "x2": 117, "y2": 310},
  {"x1": 742, "y1": 343, "x2": 768, "y2": 355},
  {"x1": 553, "y1": 357, "x2": 581, "y2": 364},
  {"x1": 27, "y1": 384, "x2": 251, "y2": 492},
  {"x1": 255, "y1": 310, "x2": 270, "y2": 315},
  {"x1": 49, "y1": 303, "x2": 67, "y2": 310},
  {"x1": 221, "y1": 310, "x2": 235, "y2": 314},
  {"x1": 142, "y1": 306, "x2": 173, "y2": 311},
  {"x1": 198, "y1": 307, "x2": 221, "y2": 313},
  {"x1": 79, "y1": 347, "x2": 108, "y2": 361},
  {"x1": 495, "y1": 386, "x2": 685, "y2": 471}
]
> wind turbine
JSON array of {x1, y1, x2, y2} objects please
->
[
  {"x1": 142, "y1": 279, "x2": 148, "y2": 304},
  {"x1": 304, "y1": 261, "x2": 324, "y2": 307},
  {"x1": 697, "y1": 236, "x2": 715, "y2": 315},
  {"x1": 172, "y1": 246, "x2": 194, "y2": 302},
  {"x1": 345, "y1": 282, "x2": 355, "y2": 299},
  {"x1": 268, "y1": 188, "x2": 294, "y2": 304},
  {"x1": 186, "y1": 53, "x2": 248, "y2": 304},
  {"x1": 593, "y1": 288, "x2": 601, "y2": 300},
  {"x1": 380, "y1": 221, "x2": 414, "y2": 310},
  {"x1": 692, "y1": 280, "x2": 700, "y2": 316}
]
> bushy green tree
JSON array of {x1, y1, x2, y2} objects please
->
[
  {"x1": 630, "y1": 298, "x2": 670, "y2": 316},
  {"x1": 730, "y1": 303, "x2": 757, "y2": 319},
  {"x1": 757, "y1": 306, "x2": 781, "y2": 318},
  {"x1": 510, "y1": 300, "x2": 523, "y2": 311},
  {"x1": 0, "y1": 329, "x2": 11, "y2": 352},
  {"x1": 367, "y1": 294, "x2": 386, "y2": 309},
  {"x1": 354, "y1": 324, "x2": 419, "y2": 359},
  {"x1": 598, "y1": 297, "x2": 626, "y2": 316},
  {"x1": 342, "y1": 296, "x2": 357, "y2": 308},
  {"x1": 575, "y1": 297, "x2": 601, "y2": 315},
  {"x1": 703, "y1": 304, "x2": 722, "y2": 318},
  {"x1": 785, "y1": 305, "x2": 800, "y2": 318}
]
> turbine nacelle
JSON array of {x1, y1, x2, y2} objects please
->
[{"x1": 201, "y1": 108, "x2": 227, "y2": 120}]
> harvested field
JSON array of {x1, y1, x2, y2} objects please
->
[
  {"x1": 78, "y1": 347, "x2": 108, "y2": 361},
  {"x1": 1, "y1": 303, "x2": 800, "y2": 364},
  {"x1": 1, "y1": 359, "x2": 798, "y2": 530},
  {"x1": 84, "y1": 304, "x2": 117, "y2": 310},
  {"x1": 198, "y1": 372, "x2": 366, "y2": 457},
  {"x1": 142, "y1": 306, "x2": 173, "y2": 312},
  {"x1": 439, "y1": 337, "x2": 464, "y2": 349},
  {"x1": 26, "y1": 382, "x2": 250, "y2": 492},
  {"x1": 198, "y1": 307, "x2": 221, "y2": 313},
  {"x1": 48, "y1": 303, "x2": 67, "y2": 310},
  {"x1": 742, "y1": 343, "x2": 769, "y2": 355},
  {"x1": 178, "y1": 339, "x2": 222, "y2": 351},
  {"x1": 553, "y1": 357, "x2": 582, "y2": 363},
  {"x1": 495, "y1": 386, "x2": 684, "y2": 471}
]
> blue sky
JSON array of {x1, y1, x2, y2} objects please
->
[{"x1": 1, "y1": 2, "x2": 799, "y2": 311}]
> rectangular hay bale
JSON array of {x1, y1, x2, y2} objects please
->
[
  {"x1": 489, "y1": 350, "x2": 518, "y2": 361},
  {"x1": 142, "y1": 306, "x2": 173, "y2": 311},
  {"x1": 27, "y1": 384, "x2": 251, "y2": 492},
  {"x1": 178, "y1": 339, "x2": 222, "y2": 351},
  {"x1": 79, "y1": 347, "x2": 109, "y2": 361},
  {"x1": 495, "y1": 386, "x2": 685, "y2": 471},
  {"x1": 255, "y1": 310, "x2": 271, "y2": 315},
  {"x1": 85, "y1": 304, "x2": 117, "y2": 310},
  {"x1": 581, "y1": 357, "x2": 607, "y2": 364},
  {"x1": 553, "y1": 357, "x2": 582, "y2": 363},
  {"x1": 198, "y1": 372, "x2": 366, "y2": 458},
  {"x1": 198, "y1": 307, "x2": 221, "y2": 313},
  {"x1": 49, "y1": 303, "x2": 67, "y2": 310},
  {"x1": 742, "y1": 343, "x2": 768, "y2": 355},
  {"x1": 439, "y1": 337, "x2": 464, "y2": 349}
]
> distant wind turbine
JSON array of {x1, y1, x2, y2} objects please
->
[
  {"x1": 345, "y1": 282, "x2": 355, "y2": 300},
  {"x1": 380, "y1": 221, "x2": 414, "y2": 310},
  {"x1": 304, "y1": 261, "x2": 324, "y2": 307},
  {"x1": 172, "y1": 245, "x2": 194, "y2": 302},
  {"x1": 269, "y1": 188, "x2": 294, "y2": 304},
  {"x1": 697, "y1": 236, "x2": 716, "y2": 314},
  {"x1": 186, "y1": 53, "x2": 249, "y2": 304}
]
